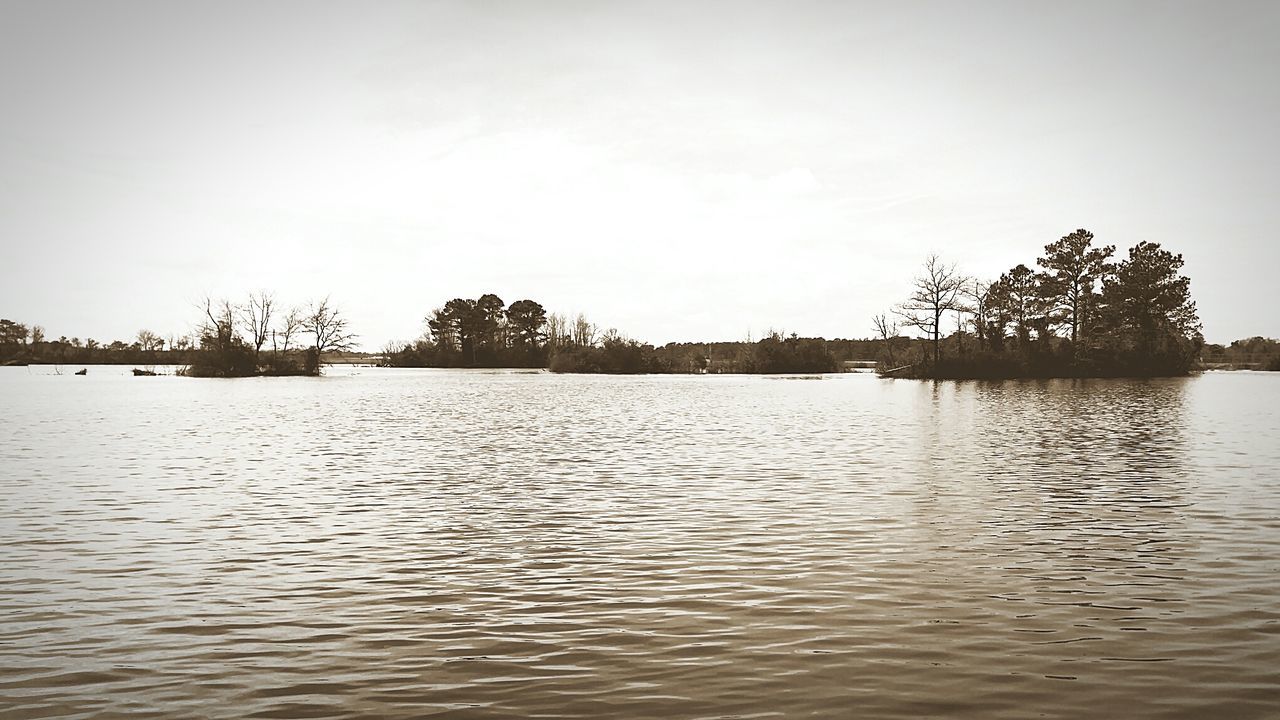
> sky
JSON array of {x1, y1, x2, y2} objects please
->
[{"x1": 2, "y1": 0, "x2": 1278, "y2": 349}]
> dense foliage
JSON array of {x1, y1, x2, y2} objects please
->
[
  {"x1": 883, "y1": 229, "x2": 1204, "y2": 378},
  {"x1": 384, "y1": 294, "x2": 549, "y2": 368}
]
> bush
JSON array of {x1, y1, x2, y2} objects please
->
[{"x1": 185, "y1": 339, "x2": 256, "y2": 377}]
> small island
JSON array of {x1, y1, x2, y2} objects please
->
[{"x1": 872, "y1": 229, "x2": 1214, "y2": 379}]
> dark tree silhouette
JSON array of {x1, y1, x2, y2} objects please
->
[
  {"x1": 1037, "y1": 229, "x2": 1114, "y2": 346},
  {"x1": 474, "y1": 293, "x2": 506, "y2": 363},
  {"x1": 895, "y1": 254, "x2": 964, "y2": 363},
  {"x1": 1097, "y1": 241, "x2": 1200, "y2": 372},
  {"x1": 993, "y1": 264, "x2": 1042, "y2": 347},
  {"x1": 506, "y1": 299, "x2": 548, "y2": 351},
  {"x1": 438, "y1": 298, "x2": 480, "y2": 364},
  {"x1": 303, "y1": 297, "x2": 357, "y2": 375},
  {"x1": 240, "y1": 291, "x2": 275, "y2": 366}
]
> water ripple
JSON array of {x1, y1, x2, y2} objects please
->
[{"x1": 1, "y1": 368, "x2": 1278, "y2": 718}]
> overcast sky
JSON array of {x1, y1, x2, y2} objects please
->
[{"x1": 2, "y1": 0, "x2": 1277, "y2": 349}]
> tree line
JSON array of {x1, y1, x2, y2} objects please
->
[
  {"x1": 878, "y1": 229, "x2": 1205, "y2": 378},
  {"x1": 379, "y1": 294, "x2": 845, "y2": 374},
  {"x1": 7, "y1": 230, "x2": 1270, "y2": 378},
  {"x1": 0, "y1": 318, "x2": 186, "y2": 367},
  {"x1": 0, "y1": 294, "x2": 356, "y2": 376},
  {"x1": 1201, "y1": 337, "x2": 1280, "y2": 371}
]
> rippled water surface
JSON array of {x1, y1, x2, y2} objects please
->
[{"x1": 2, "y1": 367, "x2": 1278, "y2": 719}]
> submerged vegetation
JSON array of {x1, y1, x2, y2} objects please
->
[{"x1": 877, "y1": 229, "x2": 1206, "y2": 379}]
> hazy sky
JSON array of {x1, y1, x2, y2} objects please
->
[{"x1": 2, "y1": 1, "x2": 1277, "y2": 349}]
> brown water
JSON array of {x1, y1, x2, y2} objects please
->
[{"x1": 1, "y1": 367, "x2": 1278, "y2": 719}]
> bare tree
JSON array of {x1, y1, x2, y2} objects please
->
[
  {"x1": 303, "y1": 297, "x2": 357, "y2": 375},
  {"x1": 277, "y1": 307, "x2": 304, "y2": 353},
  {"x1": 965, "y1": 279, "x2": 993, "y2": 350},
  {"x1": 894, "y1": 254, "x2": 965, "y2": 364},
  {"x1": 136, "y1": 329, "x2": 164, "y2": 353},
  {"x1": 198, "y1": 296, "x2": 238, "y2": 350},
  {"x1": 190, "y1": 296, "x2": 246, "y2": 375},
  {"x1": 545, "y1": 312, "x2": 569, "y2": 350},
  {"x1": 872, "y1": 313, "x2": 899, "y2": 366},
  {"x1": 571, "y1": 313, "x2": 596, "y2": 347},
  {"x1": 240, "y1": 291, "x2": 274, "y2": 365}
]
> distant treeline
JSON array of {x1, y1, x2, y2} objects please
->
[
  {"x1": 4, "y1": 234, "x2": 1273, "y2": 378},
  {"x1": 0, "y1": 293, "x2": 356, "y2": 377},
  {"x1": 1201, "y1": 337, "x2": 1280, "y2": 371},
  {"x1": 875, "y1": 229, "x2": 1207, "y2": 379},
  {"x1": 379, "y1": 294, "x2": 862, "y2": 374},
  {"x1": 0, "y1": 320, "x2": 193, "y2": 366}
]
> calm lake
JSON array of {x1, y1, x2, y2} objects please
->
[{"x1": 1, "y1": 367, "x2": 1278, "y2": 719}]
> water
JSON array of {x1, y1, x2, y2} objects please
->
[{"x1": 2, "y1": 367, "x2": 1278, "y2": 719}]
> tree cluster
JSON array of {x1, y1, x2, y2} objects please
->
[
  {"x1": 382, "y1": 294, "x2": 551, "y2": 368},
  {"x1": 884, "y1": 229, "x2": 1203, "y2": 378},
  {"x1": 1, "y1": 318, "x2": 194, "y2": 367},
  {"x1": 187, "y1": 293, "x2": 355, "y2": 377}
]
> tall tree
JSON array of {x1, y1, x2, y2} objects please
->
[
  {"x1": 427, "y1": 306, "x2": 460, "y2": 355},
  {"x1": 1100, "y1": 241, "x2": 1200, "y2": 370},
  {"x1": 996, "y1": 264, "x2": 1042, "y2": 347},
  {"x1": 1037, "y1": 229, "x2": 1114, "y2": 345},
  {"x1": 440, "y1": 298, "x2": 479, "y2": 364},
  {"x1": 474, "y1": 293, "x2": 506, "y2": 363},
  {"x1": 304, "y1": 297, "x2": 357, "y2": 375},
  {"x1": 894, "y1": 254, "x2": 964, "y2": 363},
  {"x1": 240, "y1": 291, "x2": 275, "y2": 365},
  {"x1": 506, "y1": 299, "x2": 548, "y2": 350}
]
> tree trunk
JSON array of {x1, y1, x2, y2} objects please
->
[{"x1": 933, "y1": 310, "x2": 942, "y2": 363}]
